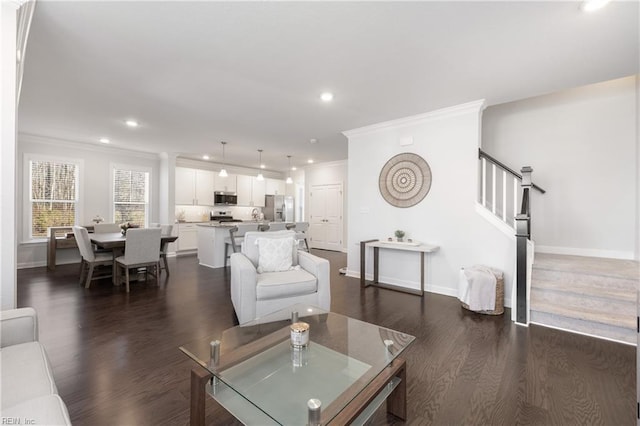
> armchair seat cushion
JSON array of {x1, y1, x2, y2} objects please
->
[
  {"x1": 256, "y1": 269, "x2": 318, "y2": 301},
  {"x1": 1, "y1": 342, "x2": 58, "y2": 409}
]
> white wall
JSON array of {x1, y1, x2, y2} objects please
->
[
  {"x1": 17, "y1": 134, "x2": 161, "y2": 268},
  {"x1": 304, "y1": 160, "x2": 348, "y2": 251},
  {"x1": 483, "y1": 76, "x2": 638, "y2": 259},
  {"x1": 1, "y1": 1, "x2": 20, "y2": 309},
  {"x1": 345, "y1": 101, "x2": 516, "y2": 305}
]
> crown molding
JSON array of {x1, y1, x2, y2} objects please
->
[
  {"x1": 18, "y1": 133, "x2": 160, "y2": 160},
  {"x1": 342, "y1": 99, "x2": 486, "y2": 138}
]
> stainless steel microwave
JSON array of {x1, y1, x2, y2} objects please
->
[{"x1": 214, "y1": 192, "x2": 237, "y2": 206}]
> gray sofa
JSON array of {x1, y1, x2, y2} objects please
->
[
  {"x1": 0, "y1": 308, "x2": 71, "y2": 425},
  {"x1": 230, "y1": 230, "x2": 330, "y2": 324}
]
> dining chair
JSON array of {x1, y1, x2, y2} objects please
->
[
  {"x1": 158, "y1": 224, "x2": 174, "y2": 275},
  {"x1": 294, "y1": 222, "x2": 310, "y2": 251},
  {"x1": 224, "y1": 223, "x2": 259, "y2": 267},
  {"x1": 72, "y1": 226, "x2": 113, "y2": 288},
  {"x1": 266, "y1": 222, "x2": 287, "y2": 231},
  {"x1": 93, "y1": 223, "x2": 121, "y2": 233},
  {"x1": 114, "y1": 228, "x2": 161, "y2": 292}
]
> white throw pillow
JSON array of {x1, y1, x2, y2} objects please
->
[{"x1": 256, "y1": 237, "x2": 295, "y2": 273}]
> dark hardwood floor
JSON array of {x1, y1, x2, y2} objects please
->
[{"x1": 17, "y1": 251, "x2": 635, "y2": 425}]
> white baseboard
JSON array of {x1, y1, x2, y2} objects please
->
[
  {"x1": 535, "y1": 245, "x2": 635, "y2": 260},
  {"x1": 345, "y1": 270, "x2": 459, "y2": 298},
  {"x1": 346, "y1": 269, "x2": 512, "y2": 308},
  {"x1": 17, "y1": 261, "x2": 48, "y2": 269}
]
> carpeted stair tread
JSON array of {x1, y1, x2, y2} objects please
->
[
  {"x1": 533, "y1": 253, "x2": 639, "y2": 280},
  {"x1": 531, "y1": 287, "x2": 635, "y2": 329}
]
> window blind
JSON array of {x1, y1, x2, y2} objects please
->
[
  {"x1": 30, "y1": 160, "x2": 78, "y2": 238},
  {"x1": 113, "y1": 168, "x2": 149, "y2": 226}
]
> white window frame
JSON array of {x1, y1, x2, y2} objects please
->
[
  {"x1": 23, "y1": 154, "x2": 84, "y2": 242},
  {"x1": 110, "y1": 163, "x2": 152, "y2": 227}
]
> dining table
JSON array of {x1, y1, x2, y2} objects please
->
[{"x1": 90, "y1": 232, "x2": 178, "y2": 279}]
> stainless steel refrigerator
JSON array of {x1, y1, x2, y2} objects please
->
[{"x1": 264, "y1": 195, "x2": 294, "y2": 222}]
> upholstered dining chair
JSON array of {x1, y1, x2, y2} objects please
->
[
  {"x1": 266, "y1": 222, "x2": 287, "y2": 231},
  {"x1": 73, "y1": 226, "x2": 113, "y2": 288},
  {"x1": 114, "y1": 228, "x2": 161, "y2": 292},
  {"x1": 224, "y1": 223, "x2": 260, "y2": 267},
  {"x1": 93, "y1": 223, "x2": 121, "y2": 233}
]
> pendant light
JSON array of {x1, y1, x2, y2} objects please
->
[
  {"x1": 256, "y1": 149, "x2": 264, "y2": 181},
  {"x1": 219, "y1": 141, "x2": 228, "y2": 177},
  {"x1": 286, "y1": 155, "x2": 293, "y2": 184}
]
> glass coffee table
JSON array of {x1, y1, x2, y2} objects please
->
[{"x1": 179, "y1": 304, "x2": 415, "y2": 425}]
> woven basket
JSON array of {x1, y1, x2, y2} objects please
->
[{"x1": 461, "y1": 276, "x2": 504, "y2": 315}]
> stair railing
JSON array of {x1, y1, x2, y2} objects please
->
[
  {"x1": 478, "y1": 149, "x2": 545, "y2": 229},
  {"x1": 478, "y1": 149, "x2": 545, "y2": 325}
]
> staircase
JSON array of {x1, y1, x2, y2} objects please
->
[{"x1": 530, "y1": 253, "x2": 639, "y2": 344}]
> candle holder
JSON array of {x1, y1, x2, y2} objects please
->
[{"x1": 290, "y1": 322, "x2": 309, "y2": 348}]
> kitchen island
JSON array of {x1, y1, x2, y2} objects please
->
[{"x1": 196, "y1": 223, "x2": 235, "y2": 268}]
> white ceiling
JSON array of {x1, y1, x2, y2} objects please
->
[{"x1": 18, "y1": 1, "x2": 638, "y2": 172}]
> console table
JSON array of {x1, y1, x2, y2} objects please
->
[
  {"x1": 47, "y1": 225, "x2": 94, "y2": 271},
  {"x1": 360, "y1": 239, "x2": 440, "y2": 296}
]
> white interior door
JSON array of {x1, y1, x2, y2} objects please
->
[{"x1": 309, "y1": 183, "x2": 342, "y2": 251}]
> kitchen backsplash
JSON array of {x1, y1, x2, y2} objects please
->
[{"x1": 175, "y1": 205, "x2": 262, "y2": 222}]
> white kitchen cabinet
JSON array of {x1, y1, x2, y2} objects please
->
[
  {"x1": 236, "y1": 175, "x2": 252, "y2": 206},
  {"x1": 176, "y1": 223, "x2": 199, "y2": 251},
  {"x1": 195, "y1": 170, "x2": 215, "y2": 205},
  {"x1": 214, "y1": 173, "x2": 237, "y2": 193},
  {"x1": 175, "y1": 167, "x2": 196, "y2": 205},
  {"x1": 237, "y1": 175, "x2": 266, "y2": 207},
  {"x1": 252, "y1": 177, "x2": 266, "y2": 207},
  {"x1": 175, "y1": 167, "x2": 215, "y2": 206},
  {"x1": 265, "y1": 178, "x2": 286, "y2": 195}
]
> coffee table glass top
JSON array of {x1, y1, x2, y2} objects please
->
[{"x1": 179, "y1": 304, "x2": 415, "y2": 425}]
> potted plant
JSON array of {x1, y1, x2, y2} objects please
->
[{"x1": 394, "y1": 229, "x2": 405, "y2": 242}]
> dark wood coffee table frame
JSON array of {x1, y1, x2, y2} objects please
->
[{"x1": 188, "y1": 357, "x2": 406, "y2": 426}]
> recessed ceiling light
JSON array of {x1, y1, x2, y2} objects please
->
[
  {"x1": 125, "y1": 119, "x2": 139, "y2": 128},
  {"x1": 99, "y1": 138, "x2": 110, "y2": 144},
  {"x1": 310, "y1": 138, "x2": 318, "y2": 144},
  {"x1": 202, "y1": 155, "x2": 210, "y2": 160},
  {"x1": 307, "y1": 159, "x2": 314, "y2": 164},
  {"x1": 320, "y1": 92, "x2": 334, "y2": 102},
  {"x1": 581, "y1": 0, "x2": 611, "y2": 12},
  {"x1": 292, "y1": 166, "x2": 297, "y2": 171},
  {"x1": 260, "y1": 164, "x2": 266, "y2": 169}
]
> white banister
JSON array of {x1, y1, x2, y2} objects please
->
[
  {"x1": 481, "y1": 158, "x2": 487, "y2": 207},
  {"x1": 502, "y1": 170, "x2": 507, "y2": 220},
  {"x1": 491, "y1": 163, "x2": 496, "y2": 214}
]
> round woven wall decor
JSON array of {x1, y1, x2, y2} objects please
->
[{"x1": 378, "y1": 152, "x2": 432, "y2": 208}]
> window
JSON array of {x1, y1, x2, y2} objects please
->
[
  {"x1": 29, "y1": 159, "x2": 79, "y2": 239},
  {"x1": 113, "y1": 166, "x2": 149, "y2": 227}
]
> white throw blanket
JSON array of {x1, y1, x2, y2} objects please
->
[{"x1": 458, "y1": 265, "x2": 499, "y2": 311}]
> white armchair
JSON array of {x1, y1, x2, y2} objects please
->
[{"x1": 230, "y1": 230, "x2": 330, "y2": 324}]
